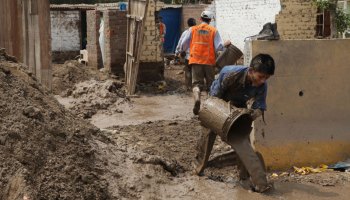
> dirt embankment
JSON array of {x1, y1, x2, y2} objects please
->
[{"x1": 0, "y1": 50, "x2": 110, "y2": 200}]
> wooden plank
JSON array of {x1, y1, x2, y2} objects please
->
[
  {"x1": 38, "y1": 0, "x2": 52, "y2": 89},
  {"x1": 125, "y1": 0, "x2": 149, "y2": 95},
  {"x1": 0, "y1": 0, "x2": 50, "y2": 89}
]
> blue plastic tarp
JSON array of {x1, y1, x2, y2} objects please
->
[{"x1": 159, "y1": 8, "x2": 181, "y2": 54}]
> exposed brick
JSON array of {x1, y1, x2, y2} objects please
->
[{"x1": 86, "y1": 10, "x2": 102, "y2": 69}]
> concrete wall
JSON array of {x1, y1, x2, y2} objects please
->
[
  {"x1": 248, "y1": 39, "x2": 350, "y2": 170},
  {"x1": 86, "y1": 10, "x2": 102, "y2": 69},
  {"x1": 215, "y1": 0, "x2": 281, "y2": 50},
  {"x1": 51, "y1": 10, "x2": 81, "y2": 63},
  {"x1": 275, "y1": 0, "x2": 317, "y2": 39},
  {"x1": 51, "y1": 11, "x2": 81, "y2": 52},
  {"x1": 103, "y1": 9, "x2": 127, "y2": 74}
]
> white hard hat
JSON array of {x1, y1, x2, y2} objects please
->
[{"x1": 201, "y1": 11, "x2": 213, "y2": 20}]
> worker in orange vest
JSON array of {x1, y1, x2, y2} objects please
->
[{"x1": 178, "y1": 11, "x2": 230, "y2": 115}]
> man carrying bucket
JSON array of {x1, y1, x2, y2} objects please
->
[
  {"x1": 194, "y1": 54, "x2": 275, "y2": 193},
  {"x1": 178, "y1": 10, "x2": 230, "y2": 115}
]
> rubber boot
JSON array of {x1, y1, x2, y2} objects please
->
[
  {"x1": 193, "y1": 128, "x2": 217, "y2": 175},
  {"x1": 256, "y1": 22, "x2": 274, "y2": 40},
  {"x1": 193, "y1": 87, "x2": 201, "y2": 115},
  {"x1": 227, "y1": 131, "x2": 269, "y2": 192},
  {"x1": 272, "y1": 23, "x2": 280, "y2": 40},
  {"x1": 184, "y1": 61, "x2": 192, "y2": 91}
]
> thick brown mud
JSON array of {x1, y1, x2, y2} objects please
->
[{"x1": 2, "y1": 50, "x2": 350, "y2": 200}]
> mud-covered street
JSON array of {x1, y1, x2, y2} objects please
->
[
  {"x1": 1, "y1": 0, "x2": 350, "y2": 199},
  {"x1": 55, "y1": 59, "x2": 350, "y2": 199},
  {"x1": 1, "y1": 49, "x2": 350, "y2": 199}
]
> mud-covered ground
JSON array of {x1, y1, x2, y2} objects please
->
[
  {"x1": 95, "y1": 119, "x2": 350, "y2": 199},
  {"x1": 59, "y1": 61, "x2": 350, "y2": 199},
  {"x1": 0, "y1": 50, "x2": 110, "y2": 199},
  {"x1": 2, "y1": 48, "x2": 350, "y2": 200}
]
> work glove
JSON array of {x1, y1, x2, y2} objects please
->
[{"x1": 249, "y1": 109, "x2": 263, "y2": 121}]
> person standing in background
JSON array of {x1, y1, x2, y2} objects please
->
[{"x1": 175, "y1": 18, "x2": 197, "y2": 91}]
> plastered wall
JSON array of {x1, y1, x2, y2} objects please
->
[
  {"x1": 249, "y1": 39, "x2": 350, "y2": 170},
  {"x1": 51, "y1": 10, "x2": 81, "y2": 52}
]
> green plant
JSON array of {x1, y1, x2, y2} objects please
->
[
  {"x1": 312, "y1": 0, "x2": 332, "y2": 10},
  {"x1": 336, "y1": 9, "x2": 350, "y2": 34}
]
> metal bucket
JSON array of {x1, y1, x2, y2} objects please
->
[
  {"x1": 198, "y1": 97, "x2": 252, "y2": 142},
  {"x1": 216, "y1": 44, "x2": 243, "y2": 69}
]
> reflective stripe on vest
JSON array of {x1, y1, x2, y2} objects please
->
[{"x1": 189, "y1": 23, "x2": 216, "y2": 65}]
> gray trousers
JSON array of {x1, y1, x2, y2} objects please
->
[
  {"x1": 194, "y1": 126, "x2": 268, "y2": 189},
  {"x1": 191, "y1": 64, "x2": 215, "y2": 91},
  {"x1": 184, "y1": 59, "x2": 192, "y2": 90}
]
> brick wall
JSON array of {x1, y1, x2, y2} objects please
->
[
  {"x1": 140, "y1": 0, "x2": 164, "y2": 63},
  {"x1": 215, "y1": 0, "x2": 281, "y2": 50},
  {"x1": 103, "y1": 9, "x2": 127, "y2": 74},
  {"x1": 138, "y1": 0, "x2": 165, "y2": 82},
  {"x1": 275, "y1": 0, "x2": 317, "y2": 40},
  {"x1": 181, "y1": 4, "x2": 207, "y2": 31},
  {"x1": 51, "y1": 10, "x2": 81, "y2": 63},
  {"x1": 86, "y1": 10, "x2": 102, "y2": 69}
]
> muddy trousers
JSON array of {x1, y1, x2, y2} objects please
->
[
  {"x1": 184, "y1": 59, "x2": 192, "y2": 90},
  {"x1": 191, "y1": 64, "x2": 215, "y2": 92},
  {"x1": 194, "y1": 127, "x2": 268, "y2": 189},
  {"x1": 191, "y1": 64, "x2": 214, "y2": 115}
]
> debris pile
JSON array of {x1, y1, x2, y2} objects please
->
[
  {"x1": 67, "y1": 79, "x2": 130, "y2": 118},
  {"x1": 0, "y1": 50, "x2": 109, "y2": 199},
  {"x1": 52, "y1": 60, "x2": 99, "y2": 95}
]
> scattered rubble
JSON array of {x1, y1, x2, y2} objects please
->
[
  {"x1": 52, "y1": 60, "x2": 100, "y2": 95},
  {"x1": 66, "y1": 79, "x2": 130, "y2": 119}
]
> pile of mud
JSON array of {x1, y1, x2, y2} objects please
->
[
  {"x1": 52, "y1": 60, "x2": 99, "y2": 95},
  {"x1": 0, "y1": 50, "x2": 109, "y2": 199},
  {"x1": 67, "y1": 79, "x2": 130, "y2": 119}
]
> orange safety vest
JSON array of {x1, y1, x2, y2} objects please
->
[{"x1": 189, "y1": 23, "x2": 217, "y2": 65}]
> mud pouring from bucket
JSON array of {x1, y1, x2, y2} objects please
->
[{"x1": 198, "y1": 97, "x2": 271, "y2": 192}]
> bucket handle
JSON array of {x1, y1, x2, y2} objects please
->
[{"x1": 228, "y1": 101, "x2": 232, "y2": 114}]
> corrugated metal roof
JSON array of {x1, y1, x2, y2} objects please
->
[
  {"x1": 162, "y1": 4, "x2": 182, "y2": 9},
  {"x1": 50, "y1": 3, "x2": 122, "y2": 10},
  {"x1": 50, "y1": 4, "x2": 96, "y2": 10},
  {"x1": 96, "y1": 3, "x2": 122, "y2": 11},
  {"x1": 50, "y1": 2, "x2": 181, "y2": 11},
  {"x1": 97, "y1": 3, "x2": 120, "y2": 8}
]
